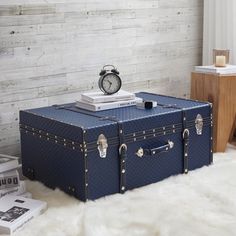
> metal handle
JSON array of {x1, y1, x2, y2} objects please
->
[
  {"x1": 103, "y1": 64, "x2": 115, "y2": 70},
  {"x1": 136, "y1": 140, "x2": 174, "y2": 158}
]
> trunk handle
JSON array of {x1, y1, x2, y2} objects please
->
[{"x1": 136, "y1": 140, "x2": 174, "y2": 158}]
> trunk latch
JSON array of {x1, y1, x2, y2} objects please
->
[
  {"x1": 97, "y1": 134, "x2": 108, "y2": 158},
  {"x1": 195, "y1": 114, "x2": 203, "y2": 135}
]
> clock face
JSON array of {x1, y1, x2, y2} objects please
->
[{"x1": 102, "y1": 73, "x2": 121, "y2": 94}]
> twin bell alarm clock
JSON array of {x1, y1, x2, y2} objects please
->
[{"x1": 98, "y1": 65, "x2": 122, "y2": 95}]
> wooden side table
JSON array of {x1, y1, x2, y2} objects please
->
[{"x1": 191, "y1": 72, "x2": 236, "y2": 152}]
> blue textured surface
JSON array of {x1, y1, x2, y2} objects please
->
[{"x1": 20, "y1": 92, "x2": 212, "y2": 201}]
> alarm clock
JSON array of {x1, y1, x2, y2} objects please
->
[{"x1": 98, "y1": 65, "x2": 122, "y2": 95}]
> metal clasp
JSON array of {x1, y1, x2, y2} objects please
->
[
  {"x1": 195, "y1": 114, "x2": 203, "y2": 135},
  {"x1": 97, "y1": 134, "x2": 108, "y2": 158},
  {"x1": 136, "y1": 147, "x2": 144, "y2": 158}
]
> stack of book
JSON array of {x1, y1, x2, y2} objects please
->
[
  {"x1": 0, "y1": 154, "x2": 30, "y2": 199},
  {"x1": 0, "y1": 154, "x2": 47, "y2": 234},
  {"x1": 76, "y1": 90, "x2": 143, "y2": 111}
]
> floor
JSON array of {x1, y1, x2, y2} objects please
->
[{"x1": 12, "y1": 145, "x2": 236, "y2": 236}]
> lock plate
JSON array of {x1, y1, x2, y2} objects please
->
[
  {"x1": 195, "y1": 114, "x2": 203, "y2": 135},
  {"x1": 97, "y1": 134, "x2": 108, "y2": 158}
]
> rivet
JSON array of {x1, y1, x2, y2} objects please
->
[
  {"x1": 39, "y1": 135, "x2": 42, "y2": 138},
  {"x1": 185, "y1": 153, "x2": 188, "y2": 157},
  {"x1": 144, "y1": 136, "x2": 146, "y2": 139},
  {"x1": 163, "y1": 127, "x2": 165, "y2": 130},
  {"x1": 68, "y1": 186, "x2": 71, "y2": 190},
  {"x1": 185, "y1": 169, "x2": 188, "y2": 173},
  {"x1": 143, "y1": 131, "x2": 145, "y2": 134},
  {"x1": 153, "y1": 129, "x2": 155, "y2": 133},
  {"x1": 133, "y1": 133, "x2": 136, "y2": 137},
  {"x1": 173, "y1": 125, "x2": 175, "y2": 128},
  {"x1": 120, "y1": 130, "x2": 123, "y2": 134},
  {"x1": 26, "y1": 130, "x2": 28, "y2": 133},
  {"x1": 64, "y1": 139, "x2": 66, "y2": 142},
  {"x1": 64, "y1": 143, "x2": 66, "y2": 146},
  {"x1": 86, "y1": 183, "x2": 88, "y2": 187},
  {"x1": 73, "y1": 147, "x2": 75, "y2": 150},
  {"x1": 121, "y1": 186, "x2": 125, "y2": 191},
  {"x1": 85, "y1": 169, "x2": 88, "y2": 173},
  {"x1": 47, "y1": 138, "x2": 49, "y2": 141},
  {"x1": 55, "y1": 136, "x2": 57, "y2": 139},
  {"x1": 85, "y1": 153, "x2": 88, "y2": 157},
  {"x1": 122, "y1": 169, "x2": 125, "y2": 173},
  {"x1": 152, "y1": 151, "x2": 156, "y2": 154},
  {"x1": 83, "y1": 130, "x2": 86, "y2": 134},
  {"x1": 185, "y1": 143, "x2": 188, "y2": 146},
  {"x1": 134, "y1": 138, "x2": 137, "y2": 141},
  {"x1": 39, "y1": 130, "x2": 42, "y2": 133},
  {"x1": 55, "y1": 140, "x2": 58, "y2": 143},
  {"x1": 163, "y1": 132, "x2": 166, "y2": 135},
  {"x1": 173, "y1": 130, "x2": 175, "y2": 133},
  {"x1": 122, "y1": 160, "x2": 125, "y2": 163},
  {"x1": 81, "y1": 149, "x2": 83, "y2": 152},
  {"x1": 211, "y1": 137, "x2": 213, "y2": 140},
  {"x1": 32, "y1": 128, "x2": 35, "y2": 131},
  {"x1": 72, "y1": 188, "x2": 75, "y2": 192},
  {"x1": 33, "y1": 133, "x2": 35, "y2": 136},
  {"x1": 153, "y1": 134, "x2": 156, "y2": 137},
  {"x1": 46, "y1": 133, "x2": 49, "y2": 136},
  {"x1": 166, "y1": 147, "x2": 168, "y2": 150},
  {"x1": 211, "y1": 150, "x2": 213, "y2": 153},
  {"x1": 85, "y1": 149, "x2": 87, "y2": 152}
]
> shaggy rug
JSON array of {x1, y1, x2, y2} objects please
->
[{"x1": 11, "y1": 145, "x2": 236, "y2": 236}]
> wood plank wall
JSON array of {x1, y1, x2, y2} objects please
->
[{"x1": 0, "y1": 0, "x2": 203, "y2": 156}]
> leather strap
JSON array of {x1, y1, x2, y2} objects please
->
[
  {"x1": 118, "y1": 122, "x2": 127, "y2": 194},
  {"x1": 182, "y1": 110, "x2": 189, "y2": 174}
]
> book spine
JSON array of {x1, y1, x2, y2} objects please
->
[
  {"x1": 0, "y1": 181, "x2": 26, "y2": 198},
  {"x1": 0, "y1": 171, "x2": 19, "y2": 190},
  {"x1": 96, "y1": 100, "x2": 137, "y2": 111}
]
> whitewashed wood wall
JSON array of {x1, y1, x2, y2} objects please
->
[{"x1": 0, "y1": 0, "x2": 203, "y2": 156}]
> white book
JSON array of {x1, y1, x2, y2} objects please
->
[
  {"x1": 76, "y1": 97, "x2": 143, "y2": 112},
  {"x1": 0, "y1": 195, "x2": 47, "y2": 235},
  {"x1": 0, "y1": 156, "x2": 19, "y2": 174},
  {"x1": 0, "y1": 181, "x2": 26, "y2": 198},
  {"x1": 0, "y1": 170, "x2": 20, "y2": 191},
  {"x1": 195, "y1": 65, "x2": 236, "y2": 74},
  {"x1": 81, "y1": 90, "x2": 136, "y2": 103}
]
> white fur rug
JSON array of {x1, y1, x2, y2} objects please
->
[{"x1": 13, "y1": 145, "x2": 236, "y2": 236}]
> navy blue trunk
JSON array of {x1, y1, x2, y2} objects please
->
[{"x1": 20, "y1": 92, "x2": 213, "y2": 201}]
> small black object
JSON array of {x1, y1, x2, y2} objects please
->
[
  {"x1": 98, "y1": 65, "x2": 122, "y2": 95},
  {"x1": 136, "y1": 100, "x2": 157, "y2": 109}
]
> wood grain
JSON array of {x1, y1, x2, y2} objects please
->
[
  {"x1": 191, "y1": 72, "x2": 236, "y2": 152},
  {"x1": 0, "y1": 1, "x2": 203, "y2": 155}
]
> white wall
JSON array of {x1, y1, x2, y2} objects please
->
[{"x1": 0, "y1": 0, "x2": 203, "y2": 155}]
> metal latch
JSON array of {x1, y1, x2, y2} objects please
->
[
  {"x1": 195, "y1": 114, "x2": 203, "y2": 135},
  {"x1": 97, "y1": 134, "x2": 108, "y2": 158}
]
